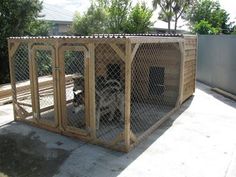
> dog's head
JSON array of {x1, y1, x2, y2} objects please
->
[
  {"x1": 73, "y1": 90, "x2": 85, "y2": 114},
  {"x1": 72, "y1": 73, "x2": 85, "y2": 114},
  {"x1": 72, "y1": 73, "x2": 84, "y2": 91}
]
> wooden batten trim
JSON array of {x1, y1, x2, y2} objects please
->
[
  {"x1": 177, "y1": 41, "x2": 185, "y2": 106},
  {"x1": 110, "y1": 131, "x2": 124, "y2": 146},
  {"x1": 130, "y1": 43, "x2": 140, "y2": 63},
  {"x1": 129, "y1": 37, "x2": 184, "y2": 44},
  {"x1": 129, "y1": 107, "x2": 178, "y2": 151},
  {"x1": 109, "y1": 43, "x2": 126, "y2": 62},
  {"x1": 130, "y1": 131, "x2": 137, "y2": 143}
]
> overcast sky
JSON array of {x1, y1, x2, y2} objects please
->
[{"x1": 41, "y1": 0, "x2": 236, "y2": 25}]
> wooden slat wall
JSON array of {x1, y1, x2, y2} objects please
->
[
  {"x1": 131, "y1": 43, "x2": 181, "y2": 106},
  {"x1": 181, "y1": 36, "x2": 197, "y2": 102}
]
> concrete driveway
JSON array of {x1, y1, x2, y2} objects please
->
[{"x1": 0, "y1": 82, "x2": 236, "y2": 177}]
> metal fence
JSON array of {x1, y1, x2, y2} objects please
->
[
  {"x1": 197, "y1": 35, "x2": 236, "y2": 95},
  {"x1": 8, "y1": 35, "x2": 195, "y2": 152}
]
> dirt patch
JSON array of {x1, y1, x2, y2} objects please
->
[{"x1": 0, "y1": 132, "x2": 70, "y2": 177}]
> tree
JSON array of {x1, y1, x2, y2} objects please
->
[
  {"x1": 186, "y1": 0, "x2": 232, "y2": 34},
  {"x1": 172, "y1": 0, "x2": 192, "y2": 31},
  {"x1": 107, "y1": 0, "x2": 131, "y2": 33},
  {"x1": 153, "y1": 0, "x2": 192, "y2": 33},
  {"x1": 71, "y1": 3, "x2": 109, "y2": 35},
  {"x1": 72, "y1": 0, "x2": 153, "y2": 35},
  {"x1": 193, "y1": 20, "x2": 219, "y2": 34},
  {"x1": 26, "y1": 20, "x2": 52, "y2": 36},
  {"x1": 153, "y1": 0, "x2": 173, "y2": 33},
  {"x1": 125, "y1": 3, "x2": 153, "y2": 33},
  {"x1": 0, "y1": 0, "x2": 43, "y2": 84}
]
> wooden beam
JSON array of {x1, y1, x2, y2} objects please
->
[
  {"x1": 110, "y1": 131, "x2": 124, "y2": 146},
  {"x1": 54, "y1": 41, "x2": 60, "y2": 128},
  {"x1": 124, "y1": 40, "x2": 132, "y2": 151},
  {"x1": 88, "y1": 43, "x2": 96, "y2": 139},
  {"x1": 130, "y1": 130, "x2": 137, "y2": 143},
  {"x1": 8, "y1": 41, "x2": 18, "y2": 121},
  {"x1": 177, "y1": 41, "x2": 185, "y2": 106},
  {"x1": 130, "y1": 43, "x2": 140, "y2": 63},
  {"x1": 9, "y1": 42, "x2": 20, "y2": 58},
  {"x1": 109, "y1": 43, "x2": 125, "y2": 62}
]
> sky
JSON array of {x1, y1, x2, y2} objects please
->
[{"x1": 41, "y1": 0, "x2": 236, "y2": 29}]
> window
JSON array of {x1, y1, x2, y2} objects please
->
[{"x1": 149, "y1": 67, "x2": 165, "y2": 95}]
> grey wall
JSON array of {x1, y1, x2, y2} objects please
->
[{"x1": 197, "y1": 35, "x2": 236, "y2": 95}]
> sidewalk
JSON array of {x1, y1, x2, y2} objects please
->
[{"x1": 0, "y1": 82, "x2": 236, "y2": 177}]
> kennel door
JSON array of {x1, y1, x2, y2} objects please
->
[
  {"x1": 31, "y1": 45, "x2": 58, "y2": 127},
  {"x1": 59, "y1": 46, "x2": 89, "y2": 135}
]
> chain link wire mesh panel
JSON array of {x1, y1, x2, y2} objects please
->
[
  {"x1": 34, "y1": 48, "x2": 55, "y2": 124},
  {"x1": 130, "y1": 43, "x2": 181, "y2": 137},
  {"x1": 95, "y1": 43, "x2": 125, "y2": 143},
  {"x1": 64, "y1": 50, "x2": 86, "y2": 130},
  {"x1": 13, "y1": 43, "x2": 33, "y2": 120}
]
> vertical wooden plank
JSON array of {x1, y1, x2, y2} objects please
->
[
  {"x1": 53, "y1": 41, "x2": 61, "y2": 129},
  {"x1": 177, "y1": 41, "x2": 185, "y2": 106},
  {"x1": 31, "y1": 48, "x2": 40, "y2": 120},
  {"x1": 28, "y1": 42, "x2": 37, "y2": 122},
  {"x1": 124, "y1": 40, "x2": 132, "y2": 151},
  {"x1": 88, "y1": 43, "x2": 96, "y2": 139},
  {"x1": 58, "y1": 46, "x2": 67, "y2": 130},
  {"x1": 8, "y1": 41, "x2": 18, "y2": 121},
  {"x1": 84, "y1": 49, "x2": 90, "y2": 129},
  {"x1": 52, "y1": 42, "x2": 59, "y2": 127}
]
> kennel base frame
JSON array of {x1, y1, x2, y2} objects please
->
[{"x1": 8, "y1": 34, "x2": 197, "y2": 152}]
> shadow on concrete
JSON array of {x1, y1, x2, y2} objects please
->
[
  {"x1": 0, "y1": 96, "x2": 195, "y2": 177},
  {"x1": 52, "y1": 96, "x2": 195, "y2": 177},
  {"x1": 196, "y1": 81, "x2": 236, "y2": 109}
]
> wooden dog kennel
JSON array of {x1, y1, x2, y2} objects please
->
[{"x1": 8, "y1": 34, "x2": 197, "y2": 152}]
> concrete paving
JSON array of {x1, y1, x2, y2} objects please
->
[{"x1": 0, "y1": 82, "x2": 236, "y2": 177}]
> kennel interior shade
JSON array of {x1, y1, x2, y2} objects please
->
[{"x1": 8, "y1": 34, "x2": 197, "y2": 152}]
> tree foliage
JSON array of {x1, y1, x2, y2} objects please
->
[
  {"x1": 0, "y1": 0, "x2": 44, "y2": 84},
  {"x1": 71, "y1": 4, "x2": 108, "y2": 35},
  {"x1": 71, "y1": 0, "x2": 153, "y2": 35},
  {"x1": 125, "y1": 3, "x2": 153, "y2": 33},
  {"x1": 193, "y1": 20, "x2": 218, "y2": 34},
  {"x1": 26, "y1": 20, "x2": 52, "y2": 36},
  {"x1": 107, "y1": 0, "x2": 131, "y2": 33},
  {"x1": 186, "y1": 0, "x2": 232, "y2": 34}
]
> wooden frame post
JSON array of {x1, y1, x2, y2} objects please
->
[
  {"x1": 28, "y1": 43, "x2": 37, "y2": 122},
  {"x1": 124, "y1": 40, "x2": 132, "y2": 151},
  {"x1": 88, "y1": 43, "x2": 96, "y2": 139},
  {"x1": 8, "y1": 41, "x2": 20, "y2": 121},
  {"x1": 54, "y1": 41, "x2": 62, "y2": 129},
  {"x1": 177, "y1": 41, "x2": 185, "y2": 106}
]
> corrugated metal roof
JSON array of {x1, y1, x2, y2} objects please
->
[{"x1": 8, "y1": 33, "x2": 183, "y2": 39}]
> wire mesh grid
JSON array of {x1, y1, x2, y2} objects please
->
[
  {"x1": 130, "y1": 43, "x2": 181, "y2": 137},
  {"x1": 95, "y1": 43, "x2": 125, "y2": 143},
  {"x1": 13, "y1": 43, "x2": 33, "y2": 119},
  {"x1": 64, "y1": 50, "x2": 86, "y2": 130},
  {"x1": 35, "y1": 48, "x2": 55, "y2": 123}
]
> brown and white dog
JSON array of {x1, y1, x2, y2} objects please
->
[{"x1": 72, "y1": 74, "x2": 124, "y2": 129}]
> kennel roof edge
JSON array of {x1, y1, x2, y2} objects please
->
[{"x1": 8, "y1": 34, "x2": 194, "y2": 44}]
